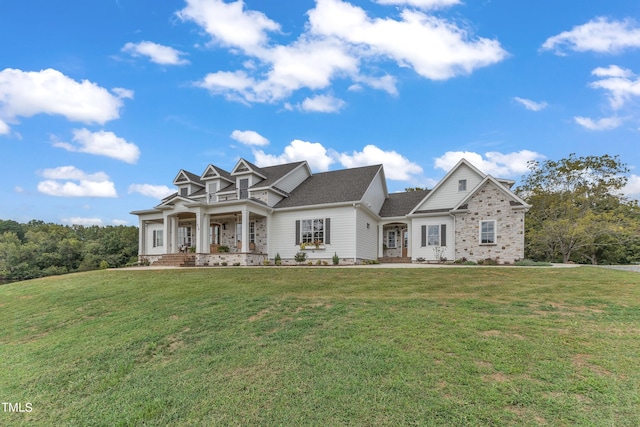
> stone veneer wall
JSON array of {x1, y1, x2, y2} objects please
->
[{"x1": 454, "y1": 181, "x2": 525, "y2": 264}]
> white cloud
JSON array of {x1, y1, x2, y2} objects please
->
[
  {"x1": 122, "y1": 41, "x2": 189, "y2": 65},
  {"x1": 588, "y1": 66, "x2": 640, "y2": 110},
  {"x1": 128, "y1": 184, "x2": 175, "y2": 199},
  {"x1": 230, "y1": 129, "x2": 269, "y2": 146},
  {"x1": 434, "y1": 150, "x2": 545, "y2": 177},
  {"x1": 38, "y1": 166, "x2": 117, "y2": 198},
  {"x1": 375, "y1": 0, "x2": 461, "y2": 9},
  {"x1": 0, "y1": 68, "x2": 130, "y2": 131},
  {"x1": 186, "y1": 0, "x2": 506, "y2": 106},
  {"x1": 338, "y1": 144, "x2": 423, "y2": 181},
  {"x1": 623, "y1": 174, "x2": 640, "y2": 198},
  {"x1": 196, "y1": 38, "x2": 357, "y2": 103},
  {"x1": 574, "y1": 116, "x2": 623, "y2": 131},
  {"x1": 300, "y1": 94, "x2": 346, "y2": 113},
  {"x1": 253, "y1": 139, "x2": 335, "y2": 171},
  {"x1": 177, "y1": 0, "x2": 280, "y2": 53},
  {"x1": 0, "y1": 118, "x2": 9, "y2": 134},
  {"x1": 112, "y1": 219, "x2": 129, "y2": 226},
  {"x1": 513, "y1": 97, "x2": 548, "y2": 111},
  {"x1": 62, "y1": 217, "x2": 104, "y2": 226},
  {"x1": 308, "y1": 0, "x2": 507, "y2": 81},
  {"x1": 542, "y1": 17, "x2": 640, "y2": 55},
  {"x1": 352, "y1": 74, "x2": 398, "y2": 95},
  {"x1": 592, "y1": 65, "x2": 633, "y2": 78},
  {"x1": 53, "y1": 128, "x2": 141, "y2": 164}
]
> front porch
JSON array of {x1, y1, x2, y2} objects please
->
[{"x1": 138, "y1": 202, "x2": 271, "y2": 266}]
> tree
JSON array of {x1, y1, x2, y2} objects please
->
[{"x1": 517, "y1": 154, "x2": 640, "y2": 264}]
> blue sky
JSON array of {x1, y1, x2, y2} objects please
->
[{"x1": 1, "y1": 0, "x2": 640, "y2": 226}]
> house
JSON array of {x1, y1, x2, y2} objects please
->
[{"x1": 130, "y1": 158, "x2": 530, "y2": 266}]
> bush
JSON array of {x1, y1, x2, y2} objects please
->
[
  {"x1": 294, "y1": 252, "x2": 307, "y2": 264},
  {"x1": 99, "y1": 260, "x2": 109, "y2": 270},
  {"x1": 275, "y1": 253, "x2": 282, "y2": 266},
  {"x1": 333, "y1": 252, "x2": 340, "y2": 266}
]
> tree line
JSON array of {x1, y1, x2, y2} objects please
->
[
  {"x1": 516, "y1": 154, "x2": 640, "y2": 265},
  {"x1": 0, "y1": 220, "x2": 138, "y2": 282}
]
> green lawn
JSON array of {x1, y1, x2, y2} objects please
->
[{"x1": 1, "y1": 267, "x2": 639, "y2": 426}]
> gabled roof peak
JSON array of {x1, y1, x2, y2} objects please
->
[
  {"x1": 172, "y1": 169, "x2": 204, "y2": 186},
  {"x1": 231, "y1": 158, "x2": 267, "y2": 178},
  {"x1": 200, "y1": 164, "x2": 233, "y2": 182}
]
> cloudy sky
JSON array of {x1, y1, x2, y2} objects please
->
[{"x1": 1, "y1": 0, "x2": 640, "y2": 226}]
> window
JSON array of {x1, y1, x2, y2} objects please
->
[
  {"x1": 427, "y1": 225, "x2": 440, "y2": 246},
  {"x1": 387, "y1": 230, "x2": 397, "y2": 249},
  {"x1": 239, "y1": 178, "x2": 249, "y2": 199},
  {"x1": 152, "y1": 230, "x2": 163, "y2": 247},
  {"x1": 178, "y1": 226, "x2": 192, "y2": 246},
  {"x1": 296, "y1": 218, "x2": 331, "y2": 245},
  {"x1": 208, "y1": 183, "x2": 217, "y2": 202},
  {"x1": 301, "y1": 219, "x2": 324, "y2": 244},
  {"x1": 180, "y1": 187, "x2": 188, "y2": 197},
  {"x1": 480, "y1": 220, "x2": 496, "y2": 244},
  {"x1": 249, "y1": 221, "x2": 256, "y2": 243},
  {"x1": 236, "y1": 222, "x2": 256, "y2": 243},
  {"x1": 458, "y1": 179, "x2": 467, "y2": 192},
  {"x1": 421, "y1": 224, "x2": 447, "y2": 247}
]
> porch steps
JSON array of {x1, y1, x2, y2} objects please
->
[
  {"x1": 154, "y1": 254, "x2": 196, "y2": 267},
  {"x1": 378, "y1": 257, "x2": 412, "y2": 264}
]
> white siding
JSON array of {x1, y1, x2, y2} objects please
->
[
  {"x1": 356, "y1": 208, "x2": 379, "y2": 260},
  {"x1": 411, "y1": 216, "x2": 455, "y2": 261},
  {"x1": 269, "y1": 205, "x2": 356, "y2": 260},
  {"x1": 146, "y1": 223, "x2": 164, "y2": 255},
  {"x1": 361, "y1": 168, "x2": 387, "y2": 214},
  {"x1": 278, "y1": 164, "x2": 311, "y2": 193},
  {"x1": 417, "y1": 163, "x2": 483, "y2": 211}
]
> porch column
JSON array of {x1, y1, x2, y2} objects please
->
[
  {"x1": 378, "y1": 224, "x2": 384, "y2": 257},
  {"x1": 241, "y1": 208, "x2": 249, "y2": 253},
  {"x1": 195, "y1": 211, "x2": 205, "y2": 253},
  {"x1": 170, "y1": 216, "x2": 179, "y2": 254},
  {"x1": 162, "y1": 213, "x2": 170, "y2": 254},
  {"x1": 406, "y1": 223, "x2": 412, "y2": 259},
  {"x1": 138, "y1": 219, "x2": 145, "y2": 256}
]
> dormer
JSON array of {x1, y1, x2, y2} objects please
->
[
  {"x1": 230, "y1": 159, "x2": 267, "y2": 200},
  {"x1": 200, "y1": 164, "x2": 233, "y2": 203},
  {"x1": 172, "y1": 169, "x2": 204, "y2": 198}
]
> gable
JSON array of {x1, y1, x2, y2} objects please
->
[
  {"x1": 414, "y1": 162, "x2": 484, "y2": 212},
  {"x1": 231, "y1": 158, "x2": 267, "y2": 179}
]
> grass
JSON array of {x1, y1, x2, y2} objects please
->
[{"x1": 1, "y1": 266, "x2": 639, "y2": 426}]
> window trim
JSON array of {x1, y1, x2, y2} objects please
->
[
  {"x1": 479, "y1": 220, "x2": 497, "y2": 245},
  {"x1": 152, "y1": 230, "x2": 163, "y2": 248},
  {"x1": 427, "y1": 225, "x2": 440, "y2": 246},
  {"x1": 387, "y1": 230, "x2": 397, "y2": 249}
]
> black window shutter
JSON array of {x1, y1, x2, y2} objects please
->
[
  {"x1": 295, "y1": 220, "x2": 300, "y2": 245},
  {"x1": 441, "y1": 224, "x2": 447, "y2": 246},
  {"x1": 324, "y1": 218, "x2": 331, "y2": 244},
  {"x1": 421, "y1": 225, "x2": 426, "y2": 247}
]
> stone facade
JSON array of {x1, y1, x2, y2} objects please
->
[{"x1": 453, "y1": 181, "x2": 525, "y2": 264}]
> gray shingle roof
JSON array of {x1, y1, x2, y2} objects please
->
[
  {"x1": 274, "y1": 164, "x2": 382, "y2": 209},
  {"x1": 379, "y1": 189, "x2": 431, "y2": 217}
]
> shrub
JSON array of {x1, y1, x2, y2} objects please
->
[
  {"x1": 99, "y1": 260, "x2": 109, "y2": 270},
  {"x1": 275, "y1": 253, "x2": 282, "y2": 266},
  {"x1": 333, "y1": 252, "x2": 340, "y2": 266},
  {"x1": 263, "y1": 259, "x2": 270, "y2": 266},
  {"x1": 218, "y1": 245, "x2": 230, "y2": 253},
  {"x1": 221, "y1": 262, "x2": 228, "y2": 266},
  {"x1": 294, "y1": 251, "x2": 307, "y2": 264}
]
